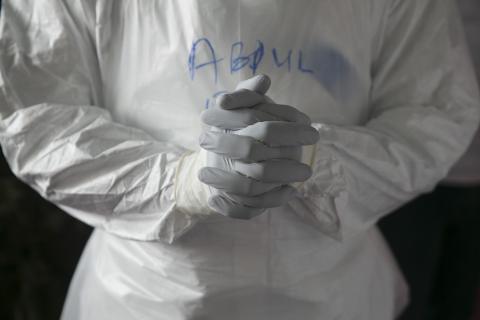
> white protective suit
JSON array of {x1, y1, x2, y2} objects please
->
[
  {"x1": 445, "y1": 0, "x2": 480, "y2": 185},
  {"x1": 1, "y1": 0, "x2": 479, "y2": 319}
]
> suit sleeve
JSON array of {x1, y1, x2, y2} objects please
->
[
  {"x1": 0, "y1": 0, "x2": 205, "y2": 243},
  {"x1": 289, "y1": 0, "x2": 480, "y2": 240}
]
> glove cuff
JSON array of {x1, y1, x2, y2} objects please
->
[{"x1": 174, "y1": 149, "x2": 217, "y2": 216}]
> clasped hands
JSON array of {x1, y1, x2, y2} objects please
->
[{"x1": 198, "y1": 75, "x2": 319, "y2": 219}]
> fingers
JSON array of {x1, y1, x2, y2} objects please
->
[
  {"x1": 198, "y1": 167, "x2": 280, "y2": 196},
  {"x1": 200, "y1": 131, "x2": 302, "y2": 162},
  {"x1": 216, "y1": 96, "x2": 311, "y2": 126},
  {"x1": 234, "y1": 160, "x2": 312, "y2": 183},
  {"x1": 201, "y1": 108, "x2": 277, "y2": 129},
  {"x1": 206, "y1": 184, "x2": 297, "y2": 220},
  {"x1": 216, "y1": 96, "x2": 311, "y2": 129},
  {"x1": 235, "y1": 74, "x2": 271, "y2": 94},
  {"x1": 255, "y1": 103, "x2": 311, "y2": 124},
  {"x1": 201, "y1": 106, "x2": 317, "y2": 130},
  {"x1": 223, "y1": 185, "x2": 297, "y2": 208},
  {"x1": 210, "y1": 75, "x2": 312, "y2": 131},
  {"x1": 235, "y1": 121, "x2": 320, "y2": 147},
  {"x1": 216, "y1": 74, "x2": 271, "y2": 109},
  {"x1": 200, "y1": 75, "x2": 314, "y2": 220},
  {"x1": 208, "y1": 195, "x2": 265, "y2": 220},
  {"x1": 216, "y1": 89, "x2": 269, "y2": 110}
]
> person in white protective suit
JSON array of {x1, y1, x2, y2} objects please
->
[{"x1": 1, "y1": 0, "x2": 480, "y2": 319}]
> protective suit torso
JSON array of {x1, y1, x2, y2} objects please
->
[{"x1": 0, "y1": 1, "x2": 479, "y2": 319}]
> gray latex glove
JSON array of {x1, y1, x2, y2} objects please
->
[
  {"x1": 199, "y1": 75, "x2": 319, "y2": 219},
  {"x1": 202, "y1": 89, "x2": 311, "y2": 129}
]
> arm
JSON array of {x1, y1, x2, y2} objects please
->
[
  {"x1": 0, "y1": 0, "x2": 206, "y2": 243},
  {"x1": 289, "y1": 0, "x2": 480, "y2": 240}
]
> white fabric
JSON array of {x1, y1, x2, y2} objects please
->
[
  {"x1": 0, "y1": 0, "x2": 479, "y2": 319},
  {"x1": 444, "y1": 0, "x2": 480, "y2": 185},
  {"x1": 445, "y1": 129, "x2": 480, "y2": 185},
  {"x1": 175, "y1": 149, "x2": 215, "y2": 218}
]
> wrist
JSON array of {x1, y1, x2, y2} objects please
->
[{"x1": 174, "y1": 149, "x2": 217, "y2": 216}]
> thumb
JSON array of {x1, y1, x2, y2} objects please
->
[
  {"x1": 235, "y1": 74, "x2": 271, "y2": 94},
  {"x1": 216, "y1": 74, "x2": 272, "y2": 109}
]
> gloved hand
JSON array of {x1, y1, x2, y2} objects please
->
[
  {"x1": 198, "y1": 75, "x2": 319, "y2": 219},
  {"x1": 175, "y1": 75, "x2": 290, "y2": 219}
]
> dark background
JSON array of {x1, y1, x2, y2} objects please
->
[{"x1": 0, "y1": 0, "x2": 479, "y2": 319}]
